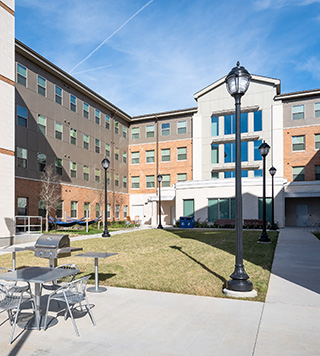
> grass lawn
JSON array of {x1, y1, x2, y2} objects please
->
[{"x1": 0, "y1": 229, "x2": 278, "y2": 302}]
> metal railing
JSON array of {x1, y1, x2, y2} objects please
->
[{"x1": 15, "y1": 216, "x2": 43, "y2": 234}]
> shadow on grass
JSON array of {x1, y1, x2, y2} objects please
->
[
  {"x1": 88, "y1": 273, "x2": 116, "y2": 282},
  {"x1": 170, "y1": 245, "x2": 226, "y2": 287}
]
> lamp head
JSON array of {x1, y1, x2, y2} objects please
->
[
  {"x1": 269, "y1": 166, "x2": 277, "y2": 176},
  {"x1": 225, "y1": 61, "x2": 251, "y2": 97},
  {"x1": 157, "y1": 174, "x2": 163, "y2": 182},
  {"x1": 258, "y1": 140, "x2": 270, "y2": 157},
  {"x1": 101, "y1": 157, "x2": 110, "y2": 170}
]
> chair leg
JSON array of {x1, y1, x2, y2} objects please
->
[
  {"x1": 64, "y1": 298, "x2": 80, "y2": 337},
  {"x1": 9, "y1": 294, "x2": 22, "y2": 344},
  {"x1": 84, "y1": 295, "x2": 96, "y2": 326},
  {"x1": 43, "y1": 295, "x2": 52, "y2": 331}
]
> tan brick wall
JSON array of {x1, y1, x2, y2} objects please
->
[
  {"x1": 283, "y1": 126, "x2": 320, "y2": 182},
  {"x1": 15, "y1": 178, "x2": 129, "y2": 220},
  {"x1": 128, "y1": 139, "x2": 193, "y2": 194}
]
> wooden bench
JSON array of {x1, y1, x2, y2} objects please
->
[
  {"x1": 215, "y1": 219, "x2": 235, "y2": 228},
  {"x1": 243, "y1": 219, "x2": 264, "y2": 228}
]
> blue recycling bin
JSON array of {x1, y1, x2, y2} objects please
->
[{"x1": 180, "y1": 216, "x2": 195, "y2": 228}]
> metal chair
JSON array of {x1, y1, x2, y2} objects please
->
[
  {"x1": 44, "y1": 275, "x2": 95, "y2": 336},
  {"x1": 42, "y1": 264, "x2": 80, "y2": 291},
  {"x1": 0, "y1": 267, "x2": 32, "y2": 294},
  {"x1": 0, "y1": 282, "x2": 35, "y2": 344}
]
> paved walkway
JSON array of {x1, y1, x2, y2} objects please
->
[{"x1": 0, "y1": 228, "x2": 319, "y2": 355}]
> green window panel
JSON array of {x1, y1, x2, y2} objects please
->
[
  {"x1": 258, "y1": 198, "x2": 272, "y2": 223},
  {"x1": 183, "y1": 199, "x2": 194, "y2": 217}
]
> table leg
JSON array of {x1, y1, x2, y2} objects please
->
[
  {"x1": 12, "y1": 251, "x2": 16, "y2": 271},
  {"x1": 87, "y1": 258, "x2": 107, "y2": 293},
  {"x1": 34, "y1": 283, "x2": 41, "y2": 330}
]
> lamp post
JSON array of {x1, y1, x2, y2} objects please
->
[
  {"x1": 101, "y1": 157, "x2": 110, "y2": 237},
  {"x1": 157, "y1": 174, "x2": 163, "y2": 229},
  {"x1": 258, "y1": 141, "x2": 271, "y2": 243},
  {"x1": 225, "y1": 61, "x2": 254, "y2": 293},
  {"x1": 269, "y1": 166, "x2": 277, "y2": 230}
]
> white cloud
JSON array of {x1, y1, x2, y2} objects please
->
[
  {"x1": 300, "y1": 57, "x2": 320, "y2": 80},
  {"x1": 254, "y1": 0, "x2": 320, "y2": 10}
]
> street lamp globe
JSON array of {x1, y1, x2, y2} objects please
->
[
  {"x1": 258, "y1": 141, "x2": 270, "y2": 157},
  {"x1": 269, "y1": 166, "x2": 277, "y2": 176},
  {"x1": 101, "y1": 157, "x2": 110, "y2": 170},
  {"x1": 225, "y1": 61, "x2": 251, "y2": 97},
  {"x1": 157, "y1": 174, "x2": 163, "y2": 182}
]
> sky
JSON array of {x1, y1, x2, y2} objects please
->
[{"x1": 15, "y1": 0, "x2": 320, "y2": 116}]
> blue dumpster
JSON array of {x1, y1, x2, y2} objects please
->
[{"x1": 180, "y1": 216, "x2": 195, "y2": 228}]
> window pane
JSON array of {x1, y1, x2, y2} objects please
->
[
  {"x1": 131, "y1": 152, "x2": 139, "y2": 164},
  {"x1": 254, "y1": 169, "x2": 263, "y2": 177},
  {"x1": 161, "y1": 149, "x2": 170, "y2": 162},
  {"x1": 254, "y1": 140, "x2": 262, "y2": 161},
  {"x1": 162, "y1": 174, "x2": 170, "y2": 187},
  {"x1": 292, "y1": 105, "x2": 304, "y2": 120},
  {"x1": 132, "y1": 176, "x2": 140, "y2": 189},
  {"x1": 220, "y1": 199, "x2": 230, "y2": 219},
  {"x1": 211, "y1": 172, "x2": 219, "y2": 179},
  {"x1": 146, "y1": 125, "x2": 155, "y2": 137},
  {"x1": 162, "y1": 123, "x2": 170, "y2": 136},
  {"x1": 241, "y1": 113, "x2": 248, "y2": 133},
  {"x1": 146, "y1": 175, "x2": 155, "y2": 188},
  {"x1": 183, "y1": 199, "x2": 194, "y2": 217},
  {"x1": 241, "y1": 141, "x2": 248, "y2": 162},
  {"x1": 132, "y1": 127, "x2": 139, "y2": 139},
  {"x1": 177, "y1": 147, "x2": 187, "y2": 161},
  {"x1": 224, "y1": 115, "x2": 234, "y2": 135},
  {"x1": 315, "y1": 103, "x2": 320, "y2": 118},
  {"x1": 292, "y1": 135, "x2": 305, "y2": 151},
  {"x1": 208, "y1": 199, "x2": 218, "y2": 222},
  {"x1": 292, "y1": 166, "x2": 305, "y2": 181},
  {"x1": 315, "y1": 134, "x2": 320, "y2": 149},
  {"x1": 224, "y1": 143, "x2": 235, "y2": 163},
  {"x1": 258, "y1": 198, "x2": 272, "y2": 222},
  {"x1": 211, "y1": 144, "x2": 219, "y2": 164},
  {"x1": 211, "y1": 116, "x2": 219, "y2": 136},
  {"x1": 177, "y1": 173, "x2": 187, "y2": 181},
  {"x1": 177, "y1": 120, "x2": 187, "y2": 134},
  {"x1": 254, "y1": 111, "x2": 262, "y2": 131},
  {"x1": 146, "y1": 150, "x2": 155, "y2": 163},
  {"x1": 315, "y1": 165, "x2": 320, "y2": 180}
]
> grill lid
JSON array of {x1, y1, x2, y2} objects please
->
[{"x1": 34, "y1": 234, "x2": 70, "y2": 249}]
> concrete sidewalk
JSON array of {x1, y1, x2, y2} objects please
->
[{"x1": 0, "y1": 228, "x2": 319, "y2": 355}]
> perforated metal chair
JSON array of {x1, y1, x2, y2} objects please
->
[
  {"x1": 0, "y1": 267, "x2": 32, "y2": 294},
  {"x1": 42, "y1": 264, "x2": 80, "y2": 292},
  {"x1": 44, "y1": 275, "x2": 95, "y2": 336},
  {"x1": 0, "y1": 282, "x2": 35, "y2": 344}
]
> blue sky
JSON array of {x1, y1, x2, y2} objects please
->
[{"x1": 15, "y1": 0, "x2": 320, "y2": 116}]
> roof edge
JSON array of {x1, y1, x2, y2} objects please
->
[{"x1": 132, "y1": 107, "x2": 197, "y2": 121}]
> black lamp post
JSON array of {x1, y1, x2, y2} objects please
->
[
  {"x1": 258, "y1": 141, "x2": 271, "y2": 243},
  {"x1": 269, "y1": 166, "x2": 277, "y2": 230},
  {"x1": 101, "y1": 157, "x2": 110, "y2": 237},
  {"x1": 157, "y1": 174, "x2": 163, "y2": 229},
  {"x1": 225, "y1": 61, "x2": 253, "y2": 293}
]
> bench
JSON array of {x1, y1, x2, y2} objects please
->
[
  {"x1": 215, "y1": 219, "x2": 235, "y2": 228},
  {"x1": 243, "y1": 219, "x2": 264, "y2": 228}
]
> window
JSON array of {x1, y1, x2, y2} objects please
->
[
  {"x1": 17, "y1": 197, "x2": 28, "y2": 216},
  {"x1": 177, "y1": 147, "x2": 187, "y2": 161},
  {"x1": 224, "y1": 170, "x2": 248, "y2": 179},
  {"x1": 56, "y1": 201, "x2": 63, "y2": 219},
  {"x1": 258, "y1": 198, "x2": 272, "y2": 222},
  {"x1": 17, "y1": 147, "x2": 27, "y2": 168},
  {"x1": 254, "y1": 140, "x2": 263, "y2": 161},
  {"x1": 131, "y1": 151, "x2": 140, "y2": 164},
  {"x1": 161, "y1": 148, "x2": 170, "y2": 162},
  {"x1": 83, "y1": 134, "x2": 89, "y2": 150},
  {"x1": 292, "y1": 166, "x2": 305, "y2": 181},
  {"x1": 55, "y1": 158, "x2": 62, "y2": 175},
  {"x1": 115, "y1": 174, "x2": 119, "y2": 187},
  {"x1": 177, "y1": 173, "x2": 187, "y2": 182},
  {"x1": 71, "y1": 201, "x2": 77, "y2": 218},
  {"x1": 124, "y1": 205, "x2": 128, "y2": 218},
  {"x1": 131, "y1": 176, "x2": 140, "y2": 189},
  {"x1": 95, "y1": 139, "x2": 100, "y2": 154},
  {"x1": 211, "y1": 144, "x2": 219, "y2": 164},
  {"x1": 37, "y1": 201, "x2": 45, "y2": 218},
  {"x1": 105, "y1": 115, "x2": 110, "y2": 129},
  {"x1": 37, "y1": 153, "x2": 46, "y2": 172},
  {"x1": 292, "y1": 105, "x2": 304, "y2": 120},
  {"x1": 211, "y1": 116, "x2": 219, "y2": 136},
  {"x1": 177, "y1": 120, "x2": 187, "y2": 134},
  {"x1": 183, "y1": 199, "x2": 194, "y2": 217},
  {"x1": 70, "y1": 162, "x2": 77, "y2": 178},
  {"x1": 17, "y1": 106, "x2": 27, "y2": 127},
  {"x1": 123, "y1": 126, "x2": 127, "y2": 138},
  {"x1": 95, "y1": 169, "x2": 101, "y2": 183},
  {"x1": 107, "y1": 172, "x2": 110, "y2": 185},
  {"x1": 315, "y1": 103, "x2": 320, "y2": 118},
  {"x1": 161, "y1": 123, "x2": 170, "y2": 136},
  {"x1": 123, "y1": 176, "x2": 127, "y2": 188},
  {"x1": 38, "y1": 75, "x2": 46, "y2": 96},
  {"x1": 224, "y1": 142, "x2": 247, "y2": 162},
  {"x1": 95, "y1": 109, "x2": 100, "y2": 125},
  {"x1": 146, "y1": 175, "x2": 155, "y2": 188},
  {"x1": 70, "y1": 95, "x2": 77, "y2": 112},
  {"x1": 84, "y1": 202, "x2": 90, "y2": 218},
  {"x1": 224, "y1": 113, "x2": 248, "y2": 134},
  {"x1": 83, "y1": 165, "x2": 89, "y2": 181},
  {"x1": 37, "y1": 115, "x2": 47, "y2": 134},
  {"x1": 315, "y1": 165, "x2": 320, "y2": 180},
  {"x1": 70, "y1": 128, "x2": 77, "y2": 145},
  {"x1": 254, "y1": 169, "x2": 263, "y2": 177},
  {"x1": 146, "y1": 150, "x2": 155, "y2": 163},
  {"x1": 208, "y1": 198, "x2": 235, "y2": 222},
  {"x1": 115, "y1": 148, "x2": 119, "y2": 161},
  {"x1": 211, "y1": 172, "x2": 219, "y2": 179},
  {"x1": 83, "y1": 102, "x2": 89, "y2": 119},
  {"x1": 292, "y1": 135, "x2": 305, "y2": 151},
  {"x1": 55, "y1": 121, "x2": 63, "y2": 140},
  {"x1": 17, "y1": 63, "x2": 27, "y2": 86},
  {"x1": 115, "y1": 121, "x2": 119, "y2": 134},
  {"x1": 107, "y1": 204, "x2": 111, "y2": 219},
  {"x1": 315, "y1": 134, "x2": 320, "y2": 149},
  {"x1": 254, "y1": 110, "x2": 262, "y2": 131},
  {"x1": 132, "y1": 127, "x2": 139, "y2": 139},
  {"x1": 241, "y1": 142, "x2": 248, "y2": 162},
  {"x1": 115, "y1": 205, "x2": 120, "y2": 219},
  {"x1": 55, "y1": 86, "x2": 62, "y2": 105},
  {"x1": 162, "y1": 174, "x2": 170, "y2": 187},
  {"x1": 105, "y1": 143, "x2": 110, "y2": 157},
  {"x1": 123, "y1": 152, "x2": 127, "y2": 163},
  {"x1": 146, "y1": 125, "x2": 155, "y2": 138},
  {"x1": 96, "y1": 203, "x2": 100, "y2": 218}
]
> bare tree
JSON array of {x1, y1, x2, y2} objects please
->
[{"x1": 39, "y1": 164, "x2": 61, "y2": 232}]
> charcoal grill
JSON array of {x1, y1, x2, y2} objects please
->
[{"x1": 30, "y1": 234, "x2": 82, "y2": 268}]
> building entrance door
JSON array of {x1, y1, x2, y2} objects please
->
[
  {"x1": 131, "y1": 205, "x2": 144, "y2": 224},
  {"x1": 296, "y1": 204, "x2": 308, "y2": 227}
]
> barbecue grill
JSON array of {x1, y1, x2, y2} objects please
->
[{"x1": 29, "y1": 234, "x2": 82, "y2": 268}]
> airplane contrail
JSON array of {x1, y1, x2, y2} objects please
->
[
  {"x1": 69, "y1": 0, "x2": 154, "y2": 74},
  {"x1": 72, "y1": 64, "x2": 112, "y2": 75}
]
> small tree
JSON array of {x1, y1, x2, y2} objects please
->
[{"x1": 39, "y1": 165, "x2": 61, "y2": 232}]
